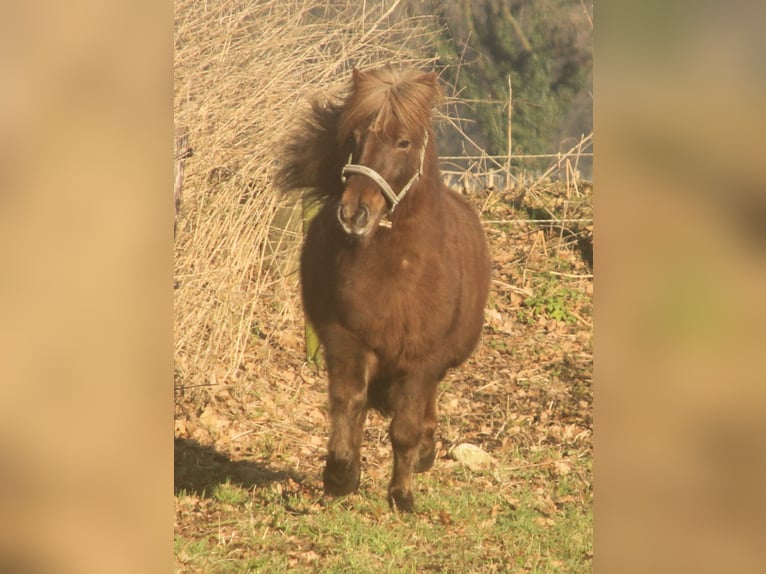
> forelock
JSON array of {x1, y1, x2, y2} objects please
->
[{"x1": 338, "y1": 67, "x2": 439, "y2": 142}]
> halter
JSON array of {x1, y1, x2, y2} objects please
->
[{"x1": 341, "y1": 131, "x2": 429, "y2": 214}]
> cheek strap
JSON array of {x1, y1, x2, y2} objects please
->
[{"x1": 341, "y1": 131, "x2": 428, "y2": 214}]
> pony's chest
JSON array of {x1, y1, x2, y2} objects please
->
[{"x1": 335, "y1": 250, "x2": 420, "y2": 321}]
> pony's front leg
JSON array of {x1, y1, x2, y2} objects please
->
[
  {"x1": 324, "y1": 385, "x2": 367, "y2": 496},
  {"x1": 388, "y1": 375, "x2": 438, "y2": 512},
  {"x1": 322, "y1": 336, "x2": 375, "y2": 497}
]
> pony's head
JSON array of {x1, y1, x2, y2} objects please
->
[{"x1": 336, "y1": 67, "x2": 441, "y2": 237}]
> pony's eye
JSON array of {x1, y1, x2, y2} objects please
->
[{"x1": 396, "y1": 139, "x2": 411, "y2": 149}]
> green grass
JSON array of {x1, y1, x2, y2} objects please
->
[
  {"x1": 517, "y1": 275, "x2": 586, "y2": 326},
  {"x1": 212, "y1": 481, "x2": 251, "y2": 505},
  {"x1": 174, "y1": 447, "x2": 591, "y2": 573}
]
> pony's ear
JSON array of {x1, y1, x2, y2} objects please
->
[
  {"x1": 419, "y1": 71, "x2": 438, "y2": 87},
  {"x1": 352, "y1": 68, "x2": 368, "y2": 85},
  {"x1": 418, "y1": 71, "x2": 442, "y2": 107}
]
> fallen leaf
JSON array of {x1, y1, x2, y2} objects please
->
[
  {"x1": 555, "y1": 495, "x2": 577, "y2": 507},
  {"x1": 175, "y1": 418, "x2": 188, "y2": 437},
  {"x1": 553, "y1": 460, "x2": 571, "y2": 476},
  {"x1": 198, "y1": 405, "x2": 230, "y2": 436},
  {"x1": 300, "y1": 550, "x2": 319, "y2": 563},
  {"x1": 485, "y1": 309, "x2": 516, "y2": 334}
]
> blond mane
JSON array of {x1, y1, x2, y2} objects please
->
[{"x1": 338, "y1": 67, "x2": 441, "y2": 142}]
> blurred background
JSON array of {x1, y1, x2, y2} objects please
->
[{"x1": 2, "y1": 0, "x2": 764, "y2": 571}]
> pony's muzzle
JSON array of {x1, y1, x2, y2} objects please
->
[{"x1": 337, "y1": 201, "x2": 370, "y2": 235}]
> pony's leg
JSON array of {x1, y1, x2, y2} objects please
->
[
  {"x1": 323, "y1": 334, "x2": 376, "y2": 497},
  {"x1": 415, "y1": 384, "x2": 439, "y2": 473},
  {"x1": 388, "y1": 375, "x2": 437, "y2": 512}
]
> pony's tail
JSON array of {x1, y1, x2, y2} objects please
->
[{"x1": 275, "y1": 97, "x2": 347, "y2": 203}]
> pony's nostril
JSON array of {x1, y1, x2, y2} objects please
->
[
  {"x1": 356, "y1": 204, "x2": 370, "y2": 227},
  {"x1": 337, "y1": 200, "x2": 370, "y2": 234}
]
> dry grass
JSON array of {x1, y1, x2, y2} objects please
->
[{"x1": 174, "y1": 0, "x2": 440, "y2": 387}]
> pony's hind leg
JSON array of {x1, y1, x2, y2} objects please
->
[{"x1": 323, "y1": 334, "x2": 376, "y2": 497}]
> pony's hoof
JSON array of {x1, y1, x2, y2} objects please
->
[
  {"x1": 323, "y1": 458, "x2": 360, "y2": 496},
  {"x1": 388, "y1": 487, "x2": 415, "y2": 512}
]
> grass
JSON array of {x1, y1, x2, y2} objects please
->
[
  {"x1": 175, "y1": 443, "x2": 592, "y2": 573},
  {"x1": 517, "y1": 279, "x2": 585, "y2": 325}
]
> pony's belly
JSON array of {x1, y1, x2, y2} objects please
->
[{"x1": 337, "y1": 285, "x2": 453, "y2": 366}]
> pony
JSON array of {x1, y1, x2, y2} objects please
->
[{"x1": 277, "y1": 66, "x2": 490, "y2": 511}]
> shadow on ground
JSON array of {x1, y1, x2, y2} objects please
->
[{"x1": 174, "y1": 437, "x2": 304, "y2": 496}]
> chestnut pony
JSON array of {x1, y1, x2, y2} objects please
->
[{"x1": 277, "y1": 66, "x2": 490, "y2": 511}]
